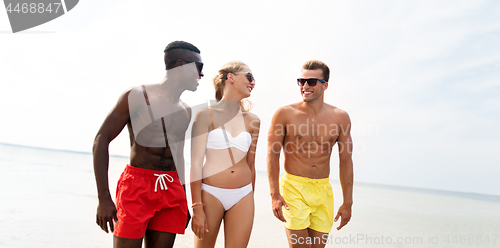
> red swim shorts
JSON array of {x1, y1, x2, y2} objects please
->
[{"x1": 113, "y1": 165, "x2": 188, "y2": 239}]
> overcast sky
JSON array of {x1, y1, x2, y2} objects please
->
[{"x1": 1, "y1": 0, "x2": 499, "y2": 196}]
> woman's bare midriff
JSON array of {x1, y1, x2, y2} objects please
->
[{"x1": 202, "y1": 149, "x2": 252, "y2": 188}]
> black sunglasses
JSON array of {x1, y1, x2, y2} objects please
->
[
  {"x1": 174, "y1": 59, "x2": 204, "y2": 72},
  {"x1": 236, "y1": 72, "x2": 255, "y2": 82},
  {"x1": 297, "y1": 78, "x2": 326, "y2": 86}
]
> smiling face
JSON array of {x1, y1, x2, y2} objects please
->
[
  {"x1": 232, "y1": 67, "x2": 255, "y2": 98},
  {"x1": 300, "y1": 68, "x2": 328, "y2": 102},
  {"x1": 181, "y1": 62, "x2": 201, "y2": 92}
]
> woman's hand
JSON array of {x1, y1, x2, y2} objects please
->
[{"x1": 191, "y1": 206, "x2": 209, "y2": 240}]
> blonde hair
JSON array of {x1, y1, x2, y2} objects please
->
[{"x1": 213, "y1": 61, "x2": 252, "y2": 111}]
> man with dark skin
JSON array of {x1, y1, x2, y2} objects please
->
[
  {"x1": 267, "y1": 60, "x2": 353, "y2": 248},
  {"x1": 93, "y1": 41, "x2": 203, "y2": 248}
]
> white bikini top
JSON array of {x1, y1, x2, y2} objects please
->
[
  {"x1": 206, "y1": 107, "x2": 252, "y2": 152},
  {"x1": 206, "y1": 129, "x2": 252, "y2": 152}
]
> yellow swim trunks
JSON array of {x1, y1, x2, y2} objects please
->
[{"x1": 279, "y1": 172, "x2": 334, "y2": 233}]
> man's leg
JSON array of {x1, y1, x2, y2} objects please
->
[
  {"x1": 144, "y1": 230, "x2": 176, "y2": 248},
  {"x1": 113, "y1": 236, "x2": 143, "y2": 248},
  {"x1": 307, "y1": 228, "x2": 328, "y2": 248},
  {"x1": 285, "y1": 228, "x2": 328, "y2": 248},
  {"x1": 285, "y1": 228, "x2": 309, "y2": 248}
]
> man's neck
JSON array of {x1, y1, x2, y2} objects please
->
[
  {"x1": 301, "y1": 98, "x2": 325, "y2": 115},
  {"x1": 158, "y1": 76, "x2": 184, "y2": 103}
]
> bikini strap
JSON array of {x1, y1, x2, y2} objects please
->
[
  {"x1": 220, "y1": 126, "x2": 236, "y2": 166},
  {"x1": 141, "y1": 85, "x2": 151, "y2": 106},
  {"x1": 141, "y1": 85, "x2": 169, "y2": 147},
  {"x1": 208, "y1": 105, "x2": 236, "y2": 166},
  {"x1": 208, "y1": 106, "x2": 215, "y2": 130},
  {"x1": 142, "y1": 85, "x2": 155, "y2": 123}
]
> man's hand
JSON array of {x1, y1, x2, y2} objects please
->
[
  {"x1": 334, "y1": 203, "x2": 352, "y2": 230},
  {"x1": 96, "y1": 198, "x2": 118, "y2": 233},
  {"x1": 271, "y1": 194, "x2": 289, "y2": 222}
]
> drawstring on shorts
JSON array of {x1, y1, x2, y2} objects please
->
[{"x1": 154, "y1": 174, "x2": 174, "y2": 192}]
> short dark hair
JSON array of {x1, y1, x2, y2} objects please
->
[
  {"x1": 302, "y1": 60, "x2": 330, "y2": 82},
  {"x1": 164, "y1": 41, "x2": 201, "y2": 70},
  {"x1": 164, "y1": 41, "x2": 200, "y2": 54}
]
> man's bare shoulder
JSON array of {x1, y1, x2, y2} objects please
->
[
  {"x1": 111, "y1": 87, "x2": 137, "y2": 108},
  {"x1": 275, "y1": 102, "x2": 302, "y2": 115},
  {"x1": 126, "y1": 86, "x2": 144, "y2": 99},
  {"x1": 270, "y1": 103, "x2": 302, "y2": 125},
  {"x1": 324, "y1": 103, "x2": 351, "y2": 123}
]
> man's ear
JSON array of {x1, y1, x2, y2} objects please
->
[{"x1": 323, "y1": 82, "x2": 328, "y2": 90}]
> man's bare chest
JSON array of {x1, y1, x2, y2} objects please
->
[{"x1": 284, "y1": 116, "x2": 340, "y2": 144}]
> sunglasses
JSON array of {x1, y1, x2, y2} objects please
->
[
  {"x1": 174, "y1": 58, "x2": 204, "y2": 73},
  {"x1": 297, "y1": 78, "x2": 326, "y2": 86},
  {"x1": 235, "y1": 72, "x2": 255, "y2": 83}
]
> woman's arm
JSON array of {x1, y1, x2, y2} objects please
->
[{"x1": 246, "y1": 113, "x2": 261, "y2": 192}]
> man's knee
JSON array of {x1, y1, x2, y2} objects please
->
[
  {"x1": 144, "y1": 229, "x2": 176, "y2": 248},
  {"x1": 287, "y1": 228, "x2": 328, "y2": 248},
  {"x1": 113, "y1": 235, "x2": 143, "y2": 248}
]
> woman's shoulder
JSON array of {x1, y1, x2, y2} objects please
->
[
  {"x1": 243, "y1": 111, "x2": 260, "y2": 128},
  {"x1": 193, "y1": 106, "x2": 212, "y2": 122},
  {"x1": 243, "y1": 111, "x2": 259, "y2": 120}
]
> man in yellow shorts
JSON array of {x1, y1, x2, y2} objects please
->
[{"x1": 267, "y1": 60, "x2": 353, "y2": 247}]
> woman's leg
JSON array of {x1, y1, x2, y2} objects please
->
[
  {"x1": 194, "y1": 190, "x2": 225, "y2": 248},
  {"x1": 223, "y1": 192, "x2": 254, "y2": 248}
]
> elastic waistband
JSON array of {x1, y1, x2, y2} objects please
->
[
  {"x1": 282, "y1": 172, "x2": 329, "y2": 184},
  {"x1": 125, "y1": 165, "x2": 179, "y2": 181}
]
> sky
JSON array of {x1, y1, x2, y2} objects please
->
[{"x1": 1, "y1": 0, "x2": 499, "y2": 196}]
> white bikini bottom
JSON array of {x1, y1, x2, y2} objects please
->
[{"x1": 201, "y1": 183, "x2": 252, "y2": 211}]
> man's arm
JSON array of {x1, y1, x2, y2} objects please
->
[
  {"x1": 175, "y1": 105, "x2": 191, "y2": 188},
  {"x1": 93, "y1": 90, "x2": 131, "y2": 233},
  {"x1": 190, "y1": 109, "x2": 210, "y2": 240},
  {"x1": 267, "y1": 107, "x2": 289, "y2": 222},
  {"x1": 175, "y1": 139, "x2": 186, "y2": 187},
  {"x1": 334, "y1": 110, "x2": 353, "y2": 230},
  {"x1": 174, "y1": 136, "x2": 192, "y2": 229}
]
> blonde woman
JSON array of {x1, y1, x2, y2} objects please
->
[{"x1": 191, "y1": 61, "x2": 259, "y2": 248}]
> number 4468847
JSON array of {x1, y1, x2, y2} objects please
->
[{"x1": 6, "y1": 3, "x2": 62, "y2": 14}]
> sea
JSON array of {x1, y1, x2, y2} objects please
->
[{"x1": 1, "y1": 143, "x2": 499, "y2": 248}]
